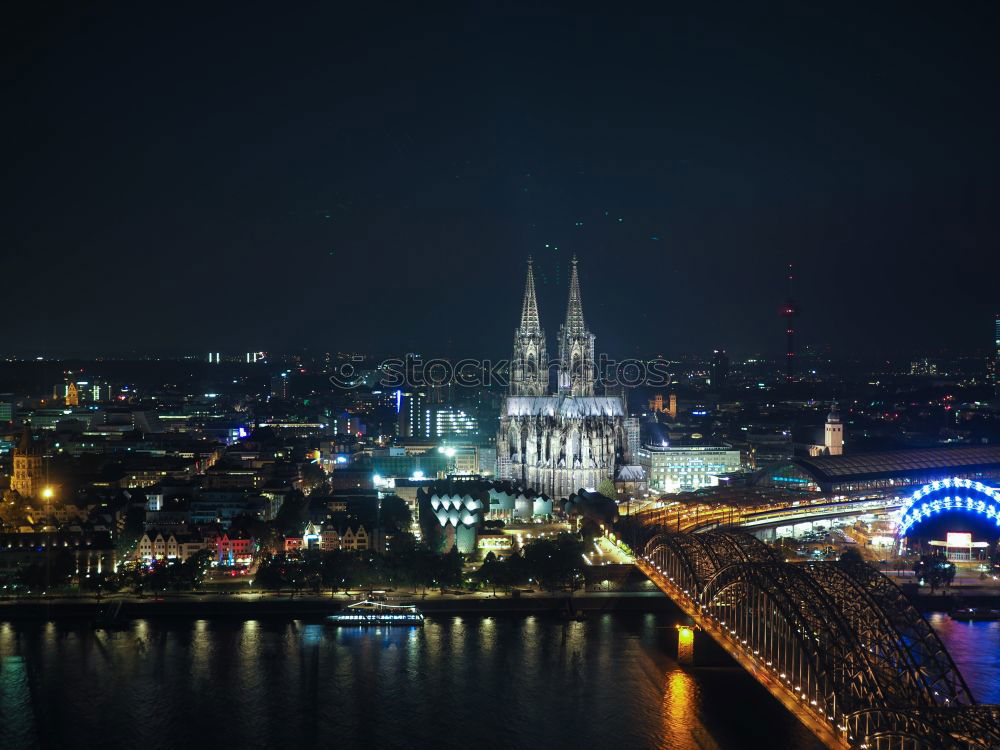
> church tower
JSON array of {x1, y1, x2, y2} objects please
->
[
  {"x1": 824, "y1": 402, "x2": 844, "y2": 456},
  {"x1": 510, "y1": 258, "x2": 548, "y2": 396},
  {"x1": 497, "y1": 256, "x2": 626, "y2": 499},
  {"x1": 11, "y1": 425, "x2": 43, "y2": 497},
  {"x1": 557, "y1": 257, "x2": 596, "y2": 396}
]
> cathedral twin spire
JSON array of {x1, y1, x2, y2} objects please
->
[
  {"x1": 563, "y1": 256, "x2": 586, "y2": 335},
  {"x1": 511, "y1": 257, "x2": 548, "y2": 396},
  {"x1": 518, "y1": 257, "x2": 542, "y2": 335},
  {"x1": 511, "y1": 256, "x2": 596, "y2": 397}
]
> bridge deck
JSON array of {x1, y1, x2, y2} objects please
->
[{"x1": 636, "y1": 557, "x2": 849, "y2": 749}]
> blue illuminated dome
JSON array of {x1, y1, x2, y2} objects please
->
[{"x1": 897, "y1": 477, "x2": 1000, "y2": 537}]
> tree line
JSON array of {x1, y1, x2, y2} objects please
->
[{"x1": 253, "y1": 532, "x2": 587, "y2": 597}]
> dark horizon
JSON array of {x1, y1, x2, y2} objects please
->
[{"x1": 3, "y1": 2, "x2": 999, "y2": 360}]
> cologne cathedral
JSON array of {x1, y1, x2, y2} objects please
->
[{"x1": 496, "y1": 257, "x2": 627, "y2": 499}]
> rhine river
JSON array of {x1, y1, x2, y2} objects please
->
[{"x1": 0, "y1": 612, "x2": 997, "y2": 750}]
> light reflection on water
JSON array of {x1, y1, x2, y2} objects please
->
[
  {"x1": 926, "y1": 611, "x2": 1000, "y2": 704},
  {"x1": 661, "y1": 669, "x2": 700, "y2": 750},
  {"x1": 0, "y1": 614, "x2": 825, "y2": 750}
]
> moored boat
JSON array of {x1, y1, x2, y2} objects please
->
[{"x1": 328, "y1": 596, "x2": 424, "y2": 626}]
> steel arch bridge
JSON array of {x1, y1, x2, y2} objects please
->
[{"x1": 637, "y1": 530, "x2": 1000, "y2": 750}]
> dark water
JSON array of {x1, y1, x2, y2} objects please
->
[
  {"x1": 0, "y1": 613, "x2": 822, "y2": 750},
  {"x1": 924, "y1": 612, "x2": 1000, "y2": 704},
  {"x1": 1, "y1": 613, "x2": 996, "y2": 750}
]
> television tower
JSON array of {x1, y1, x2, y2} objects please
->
[{"x1": 781, "y1": 264, "x2": 800, "y2": 381}]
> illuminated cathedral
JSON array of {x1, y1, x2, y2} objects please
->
[{"x1": 496, "y1": 258, "x2": 627, "y2": 499}]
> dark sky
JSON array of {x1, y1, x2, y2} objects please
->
[{"x1": 2, "y1": 1, "x2": 998, "y2": 361}]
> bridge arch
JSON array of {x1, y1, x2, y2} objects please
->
[
  {"x1": 640, "y1": 530, "x2": 997, "y2": 748},
  {"x1": 898, "y1": 477, "x2": 1000, "y2": 536}
]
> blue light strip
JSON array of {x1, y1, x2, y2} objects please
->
[{"x1": 897, "y1": 477, "x2": 1000, "y2": 536}]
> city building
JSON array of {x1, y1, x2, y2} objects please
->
[
  {"x1": 371, "y1": 448, "x2": 449, "y2": 482},
  {"x1": 190, "y1": 490, "x2": 268, "y2": 526},
  {"x1": 397, "y1": 389, "x2": 426, "y2": 438},
  {"x1": 614, "y1": 464, "x2": 648, "y2": 499},
  {"x1": 823, "y1": 402, "x2": 844, "y2": 456},
  {"x1": 995, "y1": 314, "x2": 1000, "y2": 387},
  {"x1": 270, "y1": 373, "x2": 290, "y2": 399},
  {"x1": 136, "y1": 530, "x2": 208, "y2": 562},
  {"x1": 212, "y1": 531, "x2": 255, "y2": 566},
  {"x1": 637, "y1": 441, "x2": 742, "y2": 493},
  {"x1": 0, "y1": 530, "x2": 115, "y2": 576},
  {"x1": 11, "y1": 426, "x2": 44, "y2": 498},
  {"x1": 440, "y1": 443, "x2": 480, "y2": 475},
  {"x1": 756, "y1": 445, "x2": 1000, "y2": 494},
  {"x1": 53, "y1": 381, "x2": 114, "y2": 403},
  {"x1": 284, "y1": 521, "x2": 370, "y2": 553},
  {"x1": 482, "y1": 480, "x2": 553, "y2": 521},
  {"x1": 0, "y1": 394, "x2": 14, "y2": 424},
  {"x1": 909, "y1": 358, "x2": 938, "y2": 376},
  {"x1": 496, "y1": 258, "x2": 627, "y2": 499},
  {"x1": 416, "y1": 480, "x2": 485, "y2": 554},
  {"x1": 624, "y1": 416, "x2": 641, "y2": 462},
  {"x1": 422, "y1": 405, "x2": 478, "y2": 439},
  {"x1": 647, "y1": 393, "x2": 678, "y2": 419},
  {"x1": 710, "y1": 349, "x2": 729, "y2": 388}
]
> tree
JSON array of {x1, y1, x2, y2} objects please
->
[
  {"x1": 321, "y1": 550, "x2": 348, "y2": 595},
  {"x1": 273, "y1": 491, "x2": 309, "y2": 535},
  {"x1": 411, "y1": 545, "x2": 439, "y2": 594},
  {"x1": 254, "y1": 554, "x2": 289, "y2": 592},
  {"x1": 523, "y1": 533, "x2": 585, "y2": 594},
  {"x1": 596, "y1": 478, "x2": 618, "y2": 501},
  {"x1": 437, "y1": 547, "x2": 464, "y2": 590},
  {"x1": 579, "y1": 518, "x2": 602, "y2": 544},
  {"x1": 501, "y1": 552, "x2": 530, "y2": 592},
  {"x1": 913, "y1": 552, "x2": 953, "y2": 592},
  {"x1": 838, "y1": 548, "x2": 864, "y2": 565},
  {"x1": 379, "y1": 495, "x2": 412, "y2": 534},
  {"x1": 17, "y1": 549, "x2": 77, "y2": 592},
  {"x1": 299, "y1": 462, "x2": 327, "y2": 493},
  {"x1": 0, "y1": 491, "x2": 26, "y2": 530},
  {"x1": 477, "y1": 552, "x2": 501, "y2": 595},
  {"x1": 81, "y1": 570, "x2": 120, "y2": 599},
  {"x1": 384, "y1": 532, "x2": 418, "y2": 589}
]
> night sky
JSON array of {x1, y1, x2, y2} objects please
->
[{"x1": 2, "y1": 2, "x2": 998, "y2": 360}]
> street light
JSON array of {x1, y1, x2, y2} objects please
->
[{"x1": 41, "y1": 486, "x2": 54, "y2": 500}]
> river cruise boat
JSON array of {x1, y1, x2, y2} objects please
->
[{"x1": 328, "y1": 596, "x2": 424, "y2": 626}]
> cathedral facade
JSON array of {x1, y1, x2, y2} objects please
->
[{"x1": 496, "y1": 258, "x2": 627, "y2": 500}]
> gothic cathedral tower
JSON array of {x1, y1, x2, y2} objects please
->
[
  {"x1": 498, "y1": 256, "x2": 627, "y2": 500},
  {"x1": 510, "y1": 258, "x2": 548, "y2": 396},
  {"x1": 557, "y1": 256, "x2": 596, "y2": 396}
]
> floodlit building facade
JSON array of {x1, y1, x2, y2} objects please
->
[
  {"x1": 496, "y1": 258, "x2": 627, "y2": 499},
  {"x1": 637, "y1": 443, "x2": 742, "y2": 493}
]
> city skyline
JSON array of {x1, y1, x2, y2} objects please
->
[{"x1": 4, "y1": 6, "x2": 1000, "y2": 750}]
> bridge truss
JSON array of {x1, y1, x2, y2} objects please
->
[{"x1": 639, "y1": 530, "x2": 1000, "y2": 750}]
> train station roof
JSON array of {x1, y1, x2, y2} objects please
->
[{"x1": 778, "y1": 445, "x2": 1000, "y2": 486}]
